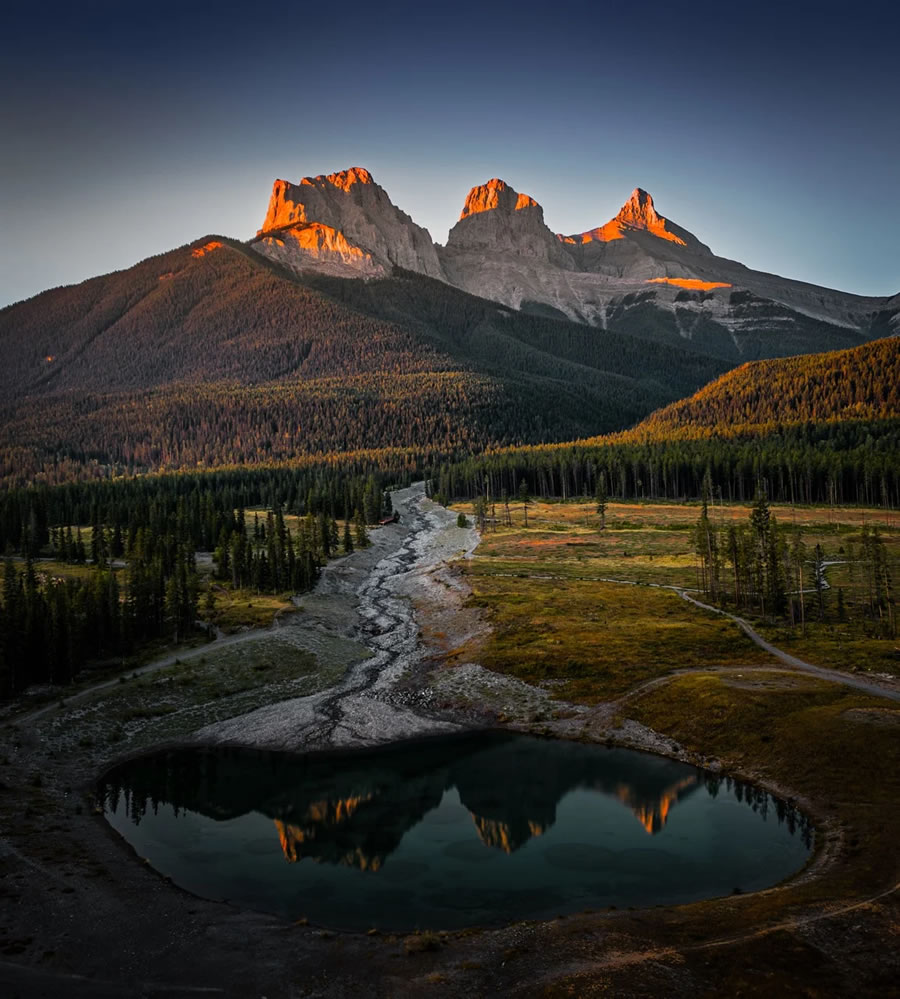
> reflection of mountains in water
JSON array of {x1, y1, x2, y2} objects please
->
[{"x1": 100, "y1": 733, "x2": 806, "y2": 872}]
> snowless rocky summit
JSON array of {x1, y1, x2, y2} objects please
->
[
  {"x1": 254, "y1": 167, "x2": 443, "y2": 279},
  {"x1": 251, "y1": 166, "x2": 896, "y2": 349}
]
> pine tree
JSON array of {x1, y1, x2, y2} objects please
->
[
  {"x1": 354, "y1": 508, "x2": 369, "y2": 548},
  {"x1": 595, "y1": 471, "x2": 608, "y2": 531},
  {"x1": 518, "y1": 480, "x2": 530, "y2": 528}
]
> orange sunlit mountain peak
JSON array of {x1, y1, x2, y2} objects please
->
[
  {"x1": 258, "y1": 168, "x2": 377, "y2": 234},
  {"x1": 566, "y1": 187, "x2": 694, "y2": 247},
  {"x1": 261, "y1": 223, "x2": 373, "y2": 263},
  {"x1": 302, "y1": 166, "x2": 374, "y2": 192},
  {"x1": 459, "y1": 178, "x2": 540, "y2": 220}
]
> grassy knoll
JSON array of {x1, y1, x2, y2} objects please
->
[
  {"x1": 466, "y1": 575, "x2": 772, "y2": 701},
  {"x1": 30, "y1": 636, "x2": 343, "y2": 756},
  {"x1": 205, "y1": 585, "x2": 296, "y2": 633},
  {"x1": 16, "y1": 557, "x2": 123, "y2": 584}
]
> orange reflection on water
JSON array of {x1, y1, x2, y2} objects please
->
[
  {"x1": 273, "y1": 793, "x2": 375, "y2": 866},
  {"x1": 468, "y1": 815, "x2": 548, "y2": 853},
  {"x1": 615, "y1": 775, "x2": 699, "y2": 834}
]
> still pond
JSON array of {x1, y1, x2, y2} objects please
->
[{"x1": 100, "y1": 733, "x2": 813, "y2": 930}]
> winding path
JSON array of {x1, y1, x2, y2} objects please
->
[
  {"x1": 677, "y1": 590, "x2": 900, "y2": 702},
  {"x1": 473, "y1": 564, "x2": 900, "y2": 703},
  {"x1": 14, "y1": 620, "x2": 286, "y2": 729}
]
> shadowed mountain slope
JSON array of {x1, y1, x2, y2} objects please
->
[{"x1": 0, "y1": 237, "x2": 724, "y2": 485}]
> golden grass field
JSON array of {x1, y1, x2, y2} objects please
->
[{"x1": 457, "y1": 497, "x2": 900, "y2": 683}]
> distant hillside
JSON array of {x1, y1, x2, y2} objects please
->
[
  {"x1": 0, "y1": 238, "x2": 724, "y2": 485},
  {"x1": 628, "y1": 337, "x2": 900, "y2": 440},
  {"x1": 430, "y1": 336, "x2": 900, "y2": 509}
]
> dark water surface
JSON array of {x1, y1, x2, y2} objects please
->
[{"x1": 100, "y1": 733, "x2": 813, "y2": 930}]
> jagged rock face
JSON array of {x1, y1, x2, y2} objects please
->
[
  {"x1": 561, "y1": 187, "x2": 711, "y2": 254},
  {"x1": 437, "y1": 182, "x2": 890, "y2": 355},
  {"x1": 253, "y1": 167, "x2": 444, "y2": 280},
  {"x1": 249, "y1": 166, "x2": 895, "y2": 359},
  {"x1": 444, "y1": 179, "x2": 574, "y2": 268},
  {"x1": 256, "y1": 223, "x2": 385, "y2": 278},
  {"x1": 458, "y1": 177, "x2": 539, "y2": 220}
]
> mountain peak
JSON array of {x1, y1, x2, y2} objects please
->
[
  {"x1": 561, "y1": 187, "x2": 710, "y2": 253},
  {"x1": 621, "y1": 187, "x2": 655, "y2": 216},
  {"x1": 581, "y1": 187, "x2": 686, "y2": 246},
  {"x1": 254, "y1": 165, "x2": 444, "y2": 280},
  {"x1": 459, "y1": 179, "x2": 540, "y2": 221},
  {"x1": 446, "y1": 178, "x2": 573, "y2": 273},
  {"x1": 613, "y1": 187, "x2": 675, "y2": 238},
  {"x1": 301, "y1": 166, "x2": 374, "y2": 192}
]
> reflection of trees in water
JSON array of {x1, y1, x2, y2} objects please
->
[
  {"x1": 100, "y1": 734, "x2": 814, "y2": 871},
  {"x1": 703, "y1": 773, "x2": 814, "y2": 849}
]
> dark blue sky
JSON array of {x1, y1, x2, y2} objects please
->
[{"x1": 2, "y1": 0, "x2": 898, "y2": 307}]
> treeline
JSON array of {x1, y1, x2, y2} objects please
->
[
  {"x1": 213, "y1": 505, "x2": 375, "y2": 594},
  {"x1": 693, "y1": 490, "x2": 895, "y2": 637},
  {"x1": 0, "y1": 464, "x2": 393, "y2": 699},
  {"x1": 0, "y1": 537, "x2": 198, "y2": 699},
  {"x1": 0, "y1": 461, "x2": 404, "y2": 557},
  {"x1": 0, "y1": 373, "x2": 505, "y2": 487},
  {"x1": 431, "y1": 421, "x2": 900, "y2": 509}
]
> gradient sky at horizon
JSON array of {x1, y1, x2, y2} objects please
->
[{"x1": 2, "y1": 0, "x2": 898, "y2": 308}]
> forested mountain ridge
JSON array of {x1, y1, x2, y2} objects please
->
[
  {"x1": 0, "y1": 236, "x2": 725, "y2": 486},
  {"x1": 622, "y1": 337, "x2": 900, "y2": 441},
  {"x1": 0, "y1": 237, "x2": 453, "y2": 401},
  {"x1": 431, "y1": 336, "x2": 900, "y2": 509}
]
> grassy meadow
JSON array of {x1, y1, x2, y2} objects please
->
[{"x1": 455, "y1": 497, "x2": 900, "y2": 688}]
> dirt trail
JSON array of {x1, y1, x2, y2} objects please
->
[
  {"x1": 471, "y1": 564, "x2": 900, "y2": 703},
  {"x1": 677, "y1": 590, "x2": 900, "y2": 702},
  {"x1": 15, "y1": 624, "x2": 287, "y2": 728}
]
